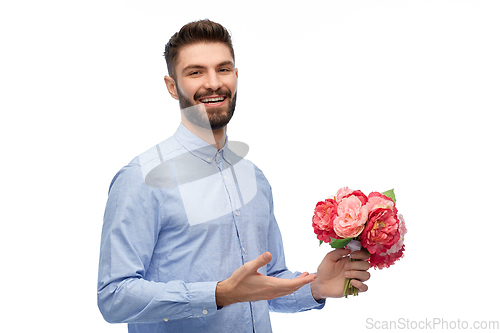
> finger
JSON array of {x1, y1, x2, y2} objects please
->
[
  {"x1": 346, "y1": 260, "x2": 370, "y2": 271},
  {"x1": 350, "y1": 279, "x2": 369, "y2": 292},
  {"x1": 295, "y1": 272, "x2": 317, "y2": 283},
  {"x1": 345, "y1": 270, "x2": 370, "y2": 282},
  {"x1": 296, "y1": 272, "x2": 310, "y2": 279},
  {"x1": 350, "y1": 250, "x2": 370, "y2": 260},
  {"x1": 271, "y1": 273, "x2": 316, "y2": 288},
  {"x1": 296, "y1": 272, "x2": 317, "y2": 284},
  {"x1": 283, "y1": 274, "x2": 317, "y2": 290},
  {"x1": 260, "y1": 274, "x2": 317, "y2": 300},
  {"x1": 325, "y1": 248, "x2": 351, "y2": 262}
]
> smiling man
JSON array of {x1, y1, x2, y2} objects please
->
[
  {"x1": 165, "y1": 41, "x2": 238, "y2": 150},
  {"x1": 98, "y1": 19, "x2": 370, "y2": 333},
  {"x1": 169, "y1": 45, "x2": 237, "y2": 126}
]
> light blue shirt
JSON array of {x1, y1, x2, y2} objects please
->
[{"x1": 97, "y1": 124, "x2": 324, "y2": 333}]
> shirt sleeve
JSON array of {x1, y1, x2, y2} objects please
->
[
  {"x1": 264, "y1": 187, "x2": 326, "y2": 313},
  {"x1": 97, "y1": 163, "x2": 218, "y2": 324}
]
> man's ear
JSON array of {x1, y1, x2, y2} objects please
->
[{"x1": 164, "y1": 75, "x2": 179, "y2": 100}]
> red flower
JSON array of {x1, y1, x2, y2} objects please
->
[
  {"x1": 312, "y1": 199, "x2": 341, "y2": 242},
  {"x1": 369, "y1": 245, "x2": 405, "y2": 269},
  {"x1": 360, "y1": 207, "x2": 400, "y2": 256},
  {"x1": 368, "y1": 214, "x2": 407, "y2": 269}
]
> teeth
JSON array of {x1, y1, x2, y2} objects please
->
[{"x1": 201, "y1": 97, "x2": 224, "y2": 103}]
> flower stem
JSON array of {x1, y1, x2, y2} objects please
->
[
  {"x1": 343, "y1": 257, "x2": 360, "y2": 298},
  {"x1": 343, "y1": 276, "x2": 350, "y2": 298}
]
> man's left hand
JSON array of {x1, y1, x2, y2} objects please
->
[{"x1": 310, "y1": 248, "x2": 371, "y2": 300}]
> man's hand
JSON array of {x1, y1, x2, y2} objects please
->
[
  {"x1": 216, "y1": 252, "x2": 317, "y2": 307},
  {"x1": 310, "y1": 248, "x2": 371, "y2": 300}
]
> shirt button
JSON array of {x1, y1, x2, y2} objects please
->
[
  {"x1": 163, "y1": 318, "x2": 169, "y2": 322},
  {"x1": 206, "y1": 158, "x2": 211, "y2": 162},
  {"x1": 235, "y1": 211, "x2": 239, "y2": 216},
  {"x1": 202, "y1": 308, "x2": 208, "y2": 315}
]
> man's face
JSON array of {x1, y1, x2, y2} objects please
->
[{"x1": 166, "y1": 42, "x2": 238, "y2": 130}]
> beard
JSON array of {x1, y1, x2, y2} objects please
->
[{"x1": 177, "y1": 84, "x2": 237, "y2": 130}]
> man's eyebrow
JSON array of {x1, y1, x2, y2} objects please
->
[
  {"x1": 182, "y1": 64, "x2": 205, "y2": 73},
  {"x1": 218, "y1": 60, "x2": 234, "y2": 67},
  {"x1": 182, "y1": 61, "x2": 234, "y2": 73}
]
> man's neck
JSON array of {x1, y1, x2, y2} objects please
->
[{"x1": 181, "y1": 115, "x2": 226, "y2": 150}]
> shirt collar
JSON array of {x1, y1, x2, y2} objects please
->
[{"x1": 173, "y1": 123, "x2": 235, "y2": 165}]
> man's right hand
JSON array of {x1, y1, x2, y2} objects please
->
[{"x1": 215, "y1": 252, "x2": 317, "y2": 307}]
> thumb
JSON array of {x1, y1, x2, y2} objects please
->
[
  {"x1": 247, "y1": 252, "x2": 272, "y2": 272},
  {"x1": 325, "y1": 248, "x2": 351, "y2": 263}
]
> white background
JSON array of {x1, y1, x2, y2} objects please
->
[{"x1": 1, "y1": 0, "x2": 499, "y2": 332}]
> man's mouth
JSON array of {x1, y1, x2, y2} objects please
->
[{"x1": 199, "y1": 95, "x2": 226, "y2": 106}]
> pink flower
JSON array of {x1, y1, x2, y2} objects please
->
[
  {"x1": 360, "y1": 207, "x2": 400, "y2": 256},
  {"x1": 312, "y1": 199, "x2": 340, "y2": 242},
  {"x1": 336, "y1": 187, "x2": 368, "y2": 205},
  {"x1": 336, "y1": 187, "x2": 354, "y2": 202},
  {"x1": 365, "y1": 192, "x2": 395, "y2": 212},
  {"x1": 333, "y1": 195, "x2": 369, "y2": 238}
]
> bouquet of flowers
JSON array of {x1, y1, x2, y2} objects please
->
[{"x1": 312, "y1": 187, "x2": 406, "y2": 297}]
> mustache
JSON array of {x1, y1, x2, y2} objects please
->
[{"x1": 194, "y1": 88, "x2": 232, "y2": 100}]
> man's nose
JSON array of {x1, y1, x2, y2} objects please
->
[{"x1": 203, "y1": 70, "x2": 223, "y2": 90}]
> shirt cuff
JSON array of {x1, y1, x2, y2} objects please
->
[
  {"x1": 296, "y1": 283, "x2": 326, "y2": 311},
  {"x1": 187, "y1": 281, "x2": 218, "y2": 318}
]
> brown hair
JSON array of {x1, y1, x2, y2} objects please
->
[{"x1": 164, "y1": 19, "x2": 235, "y2": 80}]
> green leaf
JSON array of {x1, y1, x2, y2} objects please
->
[
  {"x1": 382, "y1": 189, "x2": 396, "y2": 204},
  {"x1": 319, "y1": 240, "x2": 323, "y2": 246},
  {"x1": 330, "y1": 237, "x2": 352, "y2": 248}
]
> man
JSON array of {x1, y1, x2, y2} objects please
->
[{"x1": 98, "y1": 19, "x2": 370, "y2": 333}]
